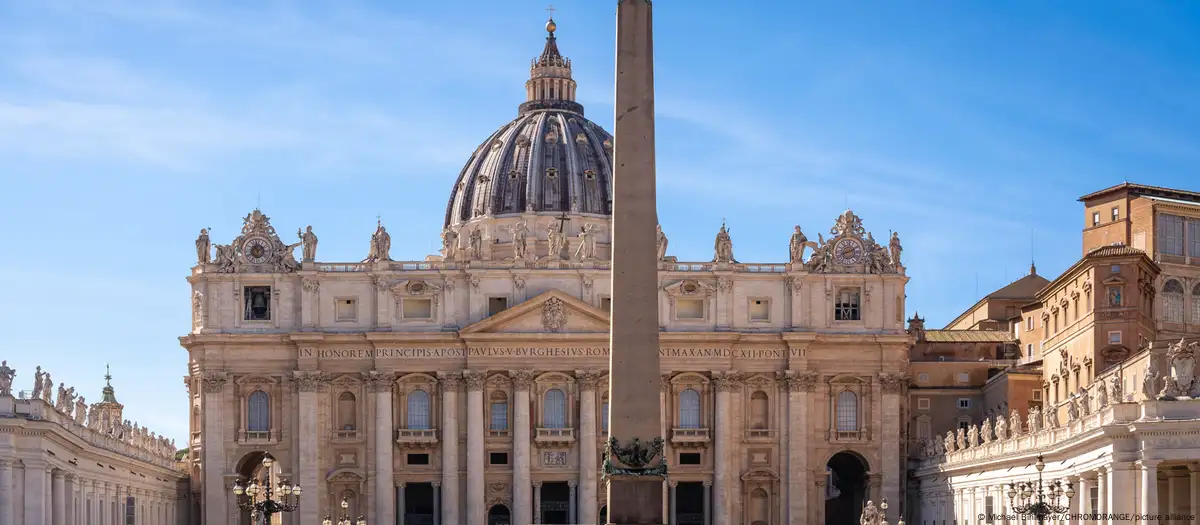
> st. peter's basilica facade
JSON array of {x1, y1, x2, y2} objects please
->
[{"x1": 182, "y1": 20, "x2": 910, "y2": 525}]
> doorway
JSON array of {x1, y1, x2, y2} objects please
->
[
  {"x1": 487, "y1": 504, "x2": 511, "y2": 525},
  {"x1": 676, "y1": 481, "x2": 705, "y2": 525},
  {"x1": 539, "y1": 482, "x2": 571, "y2": 524},
  {"x1": 826, "y1": 452, "x2": 869, "y2": 525},
  {"x1": 402, "y1": 483, "x2": 435, "y2": 525}
]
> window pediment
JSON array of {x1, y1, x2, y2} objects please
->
[
  {"x1": 663, "y1": 279, "x2": 716, "y2": 297},
  {"x1": 330, "y1": 375, "x2": 361, "y2": 388},
  {"x1": 325, "y1": 468, "x2": 365, "y2": 483},
  {"x1": 390, "y1": 279, "x2": 444, "y2": 297},
  {"x1": 1101, "y1": 275, "x2": 1126, "y2": 285},
  {"x1": 740, "y1": 468, "x2": 779, "y2": 482},
  {"x1": 235, "y1": 375, "x2": 278, "y2": 386}
]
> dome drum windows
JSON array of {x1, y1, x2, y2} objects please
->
[
  {"x1": 535, "y1": 375, "x2": 577, "y2": 446},
  {"x1": 397, "y1": 375, "x2": 440, "y2": 449},
  {"x1": 236, "y1": 376, "x2": 281, "y2": 445},
  {"x1": 669, "y1": 374, "x2": 712, "y2": 448}
]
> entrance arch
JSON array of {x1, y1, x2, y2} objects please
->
[
  {"x1": 826, "y1": 451, "x2": 869, "y2": 525},
  {"x1": 234, "y1": 451, "x2": 283, "y2": 525},
  {"x1": 487, "y1": 504, "x2": 511, "y2": 525}
]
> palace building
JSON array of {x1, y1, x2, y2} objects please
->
[{"x1": 182, "y1": 19, "x2": 911, "y2": 525}]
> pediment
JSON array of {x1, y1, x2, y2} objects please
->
[
  {"x1": 460, "y1": 290, "x2": 610, "y2": 334},
  {"x1": 1102, "y1": 275, "x2": 1126, "y2": 285},
  {"x1": 663, "y1": 279, "x2": 716, "y2": 297}
]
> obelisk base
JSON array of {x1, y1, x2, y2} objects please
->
[{"x1": 606, "y1": 477, "x2": 665, "y2": 525}]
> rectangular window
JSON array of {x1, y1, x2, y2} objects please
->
[
  {"x1": 490, "y1": 401, "x2": 508, "y2": 430},
  {"x1": 1159, "y1": 214, "x2": 1185, "y2": 256},
  {"x1": 748, "y1": 298, "x2": 769, "y2": 321},
  {"x1": 244, "y1": 286, "x2": 271, "y2": 321},
  {"x1": 1027, "y1": 317, "x2": 1033, "y2": 330},
  {"x1": 676, "y1": 298, "x2": 705, "y2": 319},
  {"x1": 1032, "y1": 389, "x2": 1042, "y2": 401},
  {"x1": 1189, "y1": 218, "x2": 1200, "y2": 258},
  {"x1": 957, "y1": 398, "x2": 971, "y2": 409},
  {"x1": 1109, "y1": 330, "x2": 1122, "y2": 344},
  {"x1": 917, "y1": 398, "x2": 930, "y2": 410},
  {"x1": 600, "y1": 297, "x2": 611, "y2": 312},
  {"x1": 402, "y1": 298, "x2": 433, "y2": 319},
  {"x1": 335, "y1": 298, "x2": 357, "y2": 322},
  {"x1": 407, "y1": 453, "x2": 430, "y2": 465},
  {"x1": 1112, "y1": 207, "x2": 1120, "y2": 221},
  {"x1": 601, "y1": 400, "x2": 609, "y2": 433},
  {"x1": 125, "y1": 497, "x2": 135, "y2": 525},
  {"x1": 917, "y1": 419, "x2": 931, "y2": 439},
  {"x1": 1092, "y1": 212, "x2": 1100, "y2": 226},
  {"x1": 835, "y1": 288, "x2": 861, "y2": 321},
  {"x1": 956, "y1": 372, "x2": 969, "y2": 384},
  {"x1": 488, "y1": 297, "x2": 509, "y2": 316},
  {"x1": 489, "y1": 452, "x2": 509, "y2": 465},
  {"x1": 1090, "y1": 486, "x2": 1099, "y2": 515},
  {"x1": 1111, "y1": 264, "x2": 1121, "y2": 274},
  {"x1": 1026, "y1": 343, "x2": 1033, "y2": 357},
  {"x1": 679, "y1": 452, "x2": 702, "y2": 465},
  {"x1": 958, "y1": 420, "x2": 970, "y2": 430},
  {"x1": 984, "y1": 496, "x2": 994, "y2": 523},
  {"x1": 917, "y1": 372, "x2": 929, "y2": 383}
]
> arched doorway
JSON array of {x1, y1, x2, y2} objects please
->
[
  {"x1": 234, "y1": 451, "x2": 283, "y2": 525},
  {"x1": 487, "y1": 504, "x2": 511, "y2": 525},
  {"x1": 598, "y1": 505, "x2": 607, "y2": 524},
  {"x1": 826, "y1": 451, "x2": 869, "y2": 525}
]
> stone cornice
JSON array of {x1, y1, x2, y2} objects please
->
[{"x1": 0, "y1": 418, "x2": 185, "y2": 480}]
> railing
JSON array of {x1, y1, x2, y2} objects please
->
[
  {"x1": 829, "y1": 429, "x2": 869, "y2": 442},
  {"x1": 397, "y1": 428, "x2": 439, "y2": 448},
  {"x1": 736, "y1": 264, "x2": 788, "y2": 273},
  {"x1": 535, "y1": 427, "x2": 576, "y2": 445},
  {"x1": 334, "y1": 429, "x2": 361, "y2": 440},
  {"x1": 1, "y1": 397, "x2": 178, "y2": 469},
  {"x1": 316, "y1": 263, "x2": 369, "y2": 272},
  {"x1": 487, "y1": 429, "x2": 512, "y2": 438},
  {"x1": 237, "y1": 429, "x2": 279, "y2": 444},
  {"x1": 746, "y1": 428, "x2": 776, "y2": 440},
  {"x1": 671, "y1": 427, "x2": 711, "y2": 447}
]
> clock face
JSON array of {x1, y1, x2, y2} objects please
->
[
  {"x1": 833, "y1": 238, "x2": 863, "y2": 265},
  {"x1": 243, "y1": 238, "x2": 272, "y2": 264}
]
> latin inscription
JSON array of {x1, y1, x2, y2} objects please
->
[{"x1": 298, "y1": 347, "x2": 803, "y2": 360}]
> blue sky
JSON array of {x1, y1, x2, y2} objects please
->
[{"x1": 2, "y1": 1, "x2": 1198, "y2": 443}]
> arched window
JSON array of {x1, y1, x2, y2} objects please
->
[
  {"x1": 679, "y1": 388, "x2": 701, "y2": 429},
  {"x1": 601, "y1": 395, "x2": 609, "y2": 433},
  {"x1": 247, "y1": 391, "x2": 270, "y2": 432},
  {"x1": 749, "y1": 391, "x2": 769, "y2": 429},
  {"x1": 1193, "y1": 283, "x2": 1200, "y2": 324},
  {"x1": 1164, "y1": 280, "x2": 1185, "y2": 322},
  {"x1": 490, "y1": 391, "x2": 509, "y2": 430},
  {"x1": 836, "y1": 391, "x2": 858, "y2": 432},
  {"x1": 407, "y1": 390, "x2": 431, "y2": 430},
  {"x1": 750, "y1": 488, "x2": 769, "y2": 525},
  {"x1": 543, "y1": 388, "x2": 567, "y2": 428},
  {"x1": 337, "y1": 392, "x2": 357, "y2": 430}
]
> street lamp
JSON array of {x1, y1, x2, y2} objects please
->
[
  {"x1": 322, "y1": 497, "x2": 366, "y2": 525},
  {"x1": 232, "y1": 456, "x2": 301, "y2": 522},
  {"x1": 1007, "y1": 455, "x2": 1074, "y2": 525}
]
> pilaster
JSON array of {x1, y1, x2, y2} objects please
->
[
  {"x1": 437, "y1": 372, "x2": 461, "y2": 525},
  {"x1": 294, "y1": 370, "x2": 326, "y2": 524},
  {"x1": 512, "y1": 369, "x2": 534, "y2": 525},
  {"x1": 201, "y1": 371, "x2": 228, "y2": 525},
  {"x1": 464, "y1": 370, "x2": 487, "y2": 525},
  {"x1": 577, "y1": 370, "x2": 601, "y2": 525}
]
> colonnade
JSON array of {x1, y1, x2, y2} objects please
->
[{"x1": 0, "y1": 459, "x2": 179, "y2": 525}]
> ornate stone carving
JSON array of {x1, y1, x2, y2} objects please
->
[
  {"x1": 441, "y1": 228, "x2": 459, "y2": 261},
  {"x1": 1111, "y1": 373, "x2": 1124, "y2": 404},
  {"x1": 212, "y1": 210, "x2": 302, "y2": 273},
  {"x1": 861, "y1": 500, "x2": 882, "y2": 525},
  {"x1": 74, "y1": 397, "x2": 86, "y2": 425},
  {"x1": 548, "y1": 219, "x2": 568, "y2": 260},
  {"x1": 878, "y1": 373, "x2": 907, "y2": 394},
  {"x1": 201, "y1": 372, "x2": 228, "y2": 394},
  {"x1": 575, "y1": 370, "x2": 602, "y2": 390},
  {"x1": 469, "y1": 228, "x2": 484, "y2": 260},
  {"x1": 542, "y1": 297, "x2": 568, "y2": 332},
  {"x1": 298, "y1": 225, "x2": 318, "y2": 262},
  {"x1": 364, "y1": 220, "x2": 392, "y2": 262},
  {"x1": 944, "y1": 431, "x2": 957, "y2": 453},
  {"x1": 716, "y1": 278, "x2": 733, "y2": 293},
  {"x1": 980, "y1": 418, "x2": 993, "y2": 443},
  {"x1": 955, "y1": 428, "x2": 966, "y2": 450},
  {"x1": 889, "y1": 231, "x2": 902, "y2": 266},
  {"x1": 656, "y1": 224, "x2": 668, "y2": 261},
  {"x1": 0, "y1": 361, "x2": 14, "y2": 396},
  {"x1": 966, "y1": 425, "x2": 979, "y2": 448},
  {"x1": 40, "y1": 372, "x2": 52, "y2": 403},
  {"x1": 602, "y1": 436, "x2": 666, "y2": 478},
  {"x1": 363, "y1": 371, "x2": 394, "y2": 393},
  {"x1": 1009, "y1": 409, "x2": 1022, "y2": 436},
  {"x1": 711, "y1": 371, "x2": 742, "y2": 392},
  {"x1": 1144, "y1": 358, "x2": 1160, "y2": 400},
  {"x1": 1160, "y1": 338, "x2": 1200, "y2": 399},
  {"x1": 437, "y1": 371, "x2": 461, "y2": 390},
  {"x1": 31, "y1": 366, "x2": 43, "y2": 401},
  {"x1": 574, "y1": 223, "x2": 598, "y2": 260},
  {"x1": 1066, "y1": 396, "x2": 1079, "y2": 422},
  {"x1": 513, "y1": 276, "x2": 526, "y2": 290},
  {"x1": 712, "y1": 222, "x2": 735, "y2": 263},
  {"x1": 302, "y1": 279, "x2": 320, "y2": 293},
  {"x1": 457, "y1": 370, "x2": 485, "y2": 392},
  {"x1": 1078, "y1": 387, "x2": 1091, "y2": 414},
  {"x1": 788, "y1": 225, "x2": 808, "y2": 262},
  {"x1": 192, "y1": 291, "x2": 204, "y2": 323},
  {"x1": 510, "y1": 369, "x2": 536, "y2": 391},
  {"x1": 195, "y1": 229, "x2": 211, "y2": 264},
  {"x1": 581, "y1": 275, "x2": 594, "y2": 292},
  {"x1": 995, "y1": 414, "x2": 1009, "y2": 440},
  {"x1": 292, "y1": 371, "x2": 328, "y2": 393},
  {"x1": 509, "y1": 219, "x2": 531, "y2": 259}
]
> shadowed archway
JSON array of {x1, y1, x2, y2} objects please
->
[{"x1": 826, "y1": 451, "x2": 869, "y2": 525}]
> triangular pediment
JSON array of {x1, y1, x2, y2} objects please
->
[{"x1": 460, "y1": 290, "x2": 610, "y2": 334}]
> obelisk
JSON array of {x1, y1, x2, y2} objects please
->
[{"x1": 606, "y1": 1, "x2": 665, "y2": 524}]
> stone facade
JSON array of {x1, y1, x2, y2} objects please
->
[{"x1": 0, "y1": 367, "x2": 185, "y2": 525}]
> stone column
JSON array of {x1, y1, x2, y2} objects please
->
[
  {"x1": 712, "y1": 372, "x2": 736, "y2": 525},
  {"x1": 200, "y1": 372, "x2": 228, "y2": 525},
  {"x1": 782, "y1": 371, "x2": 814, "y2": 524},
  {"x1": 512, "y1": 370, "x2": 534, "y2": 525},
  {"x1": 702, "y1": 481, "x2": 712, "y2": 525},
  {"x1": 1096, "y1": 467, "x2": 1108, "y2": 517},
  {"x1": 0, "y1": 459, "x2": 11, "y2": 525},
  {"x1": 294, "y1": 371, "x2": 325, "y2": 524},
  {"x1": 1169, "y1": 469, "x2": 1189, "y2": 521},
  {"x1": 812, "y1": 478, "x2": 826, "y2": 525},
  {"x1": 879, "y1": 373, "x2": 903, "y2": 510},
  {"x1": 668, "y1": 481, "x2": 677, "y2": 525},
  {"x1": 437, "y1": 372, "x2": 461, "y2": 525},
  {"x1": 1189, "y1": 464, "x2": 1200, "y2": 525},
  {"x1": 568, "y1": 480, "x2": 578, "y2": 524},
  {"x1": 367, "y1": 371, "x2": 395, "y2": 525},
  {"x1": 52, "y1": 470, "x2": 65, "y2": 525},
  {"x1": 608, "y1": 2, "x2": 666, "y2": 522},
  {"x1": 1076, "y1": 475, "x2": 1090, "y2": 518},
  {"x1": 577, "y1": 370, "x2": 601, "y2": 525},
  {"x1": 432, "y1": 481, "x2": 442, "y2": 525},
  {"x1": 1140, "y1": 460, "x2": 1161, "y2": 518},
  {"x1": 64, "y1": 473, "x2": 75, "y2": 525},
  {"x1": 464, "y1": 370, "x2": 487, "y2": 525},
  {"x1": 533, "y1": 482, "x2": 542, "y2": 524},
  {"x1": 1068, "y1": 475, "x2": 1083, "y2": 525},
  {"x1": 397, "y1": 483, "x2": 405, "y2": 525}
]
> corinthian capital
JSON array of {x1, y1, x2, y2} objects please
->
[
  {"x1": 200, "y1": 372, "x2": 228, "y2": 394},
  {"x1": 878, "y1": 372, "x2": 908, "y2": 394},
  {"x1": 293, "y1": 371, "x2": 329, "y2": 393},
  {"x1": 463, "y1": 370, "x2": 488, "y2": 391},
  {"x1": 437, "y1": 371, "x2": 462, "y2": 390},
  {"x1": 363, "y1": 370, "x2": 395, "y2": 393},
  {"x1": 711, "y1": 370, "x2": 742, "y2": 392},
  {"x1": 510, "y1": 369, "x2": 536, "y2": 391},
  {"x1": 575, "y1": 370, "x2": 603, "y2": 390}
]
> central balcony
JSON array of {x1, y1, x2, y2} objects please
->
[
  {"x1": 535, "y1": 427, "x2": 575, "y2": 447},
  {"x1": 237, "y1": 429, "x2": 280, "y2": 445},
  {"x1": 671, "y1": 427, "x2": 711, "y2": 448},
  {"x1": 396, "y1": 428, "x2": 439, "y2": 449}
]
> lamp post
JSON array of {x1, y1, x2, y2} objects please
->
[
  {"x1": 232, "y1": 456, "x2": 301, "y2": 522},
  {"x1": 322, "y1": 497, "x2": 366, "y2": 525},
  {"x1": 1007, "y1": 455, "x2": 1074, "y2": 525}
]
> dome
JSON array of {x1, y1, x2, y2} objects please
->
[{"x1": 444, "y1": 19, "x2": 614, "y2": 229}]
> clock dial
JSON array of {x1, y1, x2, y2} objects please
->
[
  {"x1": 833, "y1": 238, "x2": 863, "y2": 264},
  {"x1": 243, "y1": 238, "x2": 272, "y2": 264}
]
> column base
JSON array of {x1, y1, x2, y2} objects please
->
[{"x1": 606, "y1": 477, "x2": 665, "y2": 525}]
